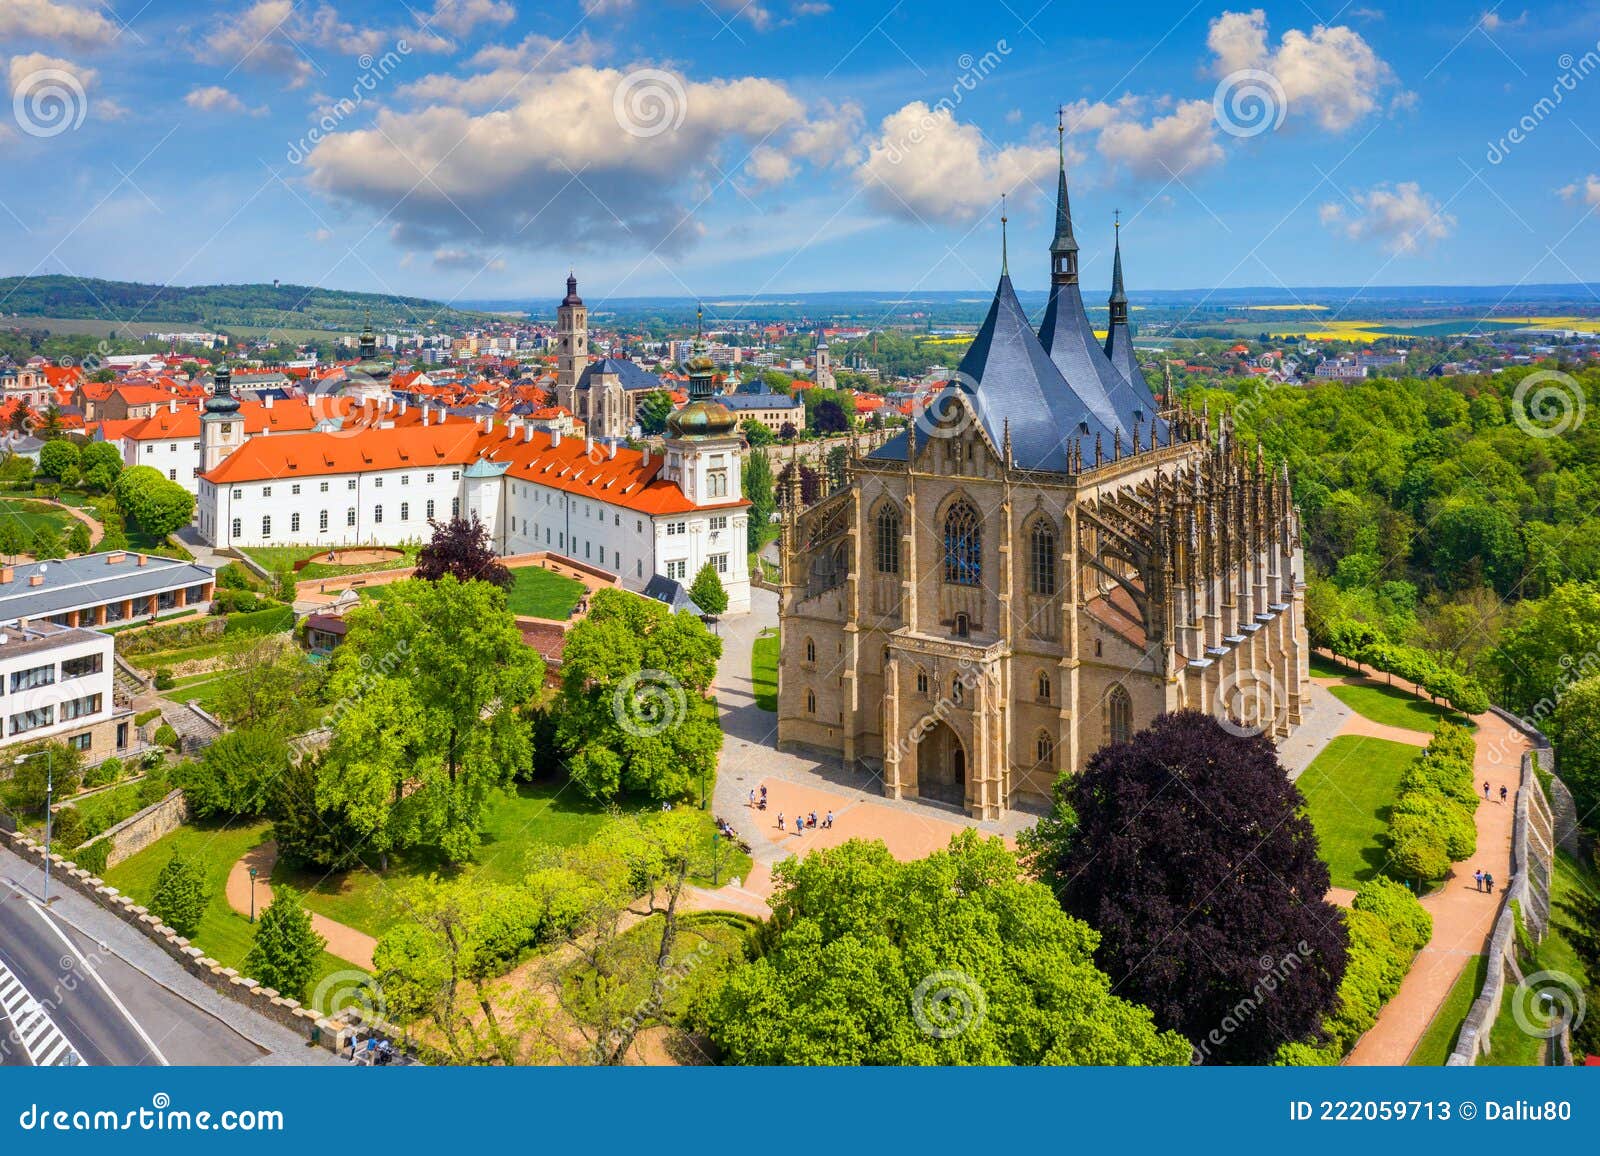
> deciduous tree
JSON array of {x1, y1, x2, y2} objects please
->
[{"x1": 413, "y1": 512, "x2": 511, "y2": 588}]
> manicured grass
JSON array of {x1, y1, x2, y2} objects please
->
[
  {"x1": 103, "y1": 818, "x2": 362, "y2": 1000},
  {"x1": 1297, "y1": 735, "x2": 1422, "y2": 890},
  {"x1": 241, "y1": 544, "x2": 418, "y2": 582},
  {"x1": 1327, "y1": 682, "x2": 1476, "y2": 733},
  {"x1": 752, "y1": 628, "x2": 778, "y2": 712},
  {"x1": 276, "y1": 781, "x2": 752, "y2": 940},
  {"x1": 162, "y1": 672, "x2": 239, "y2": 714},
  {"x1": 0, "y1": 497, "x2": 78, "y2": 542},
  {"x1": 1408, "y1": 955, "x2": 1487, "y2": 1065},
  {"x1": 504, "y1": 565, "x2": 587, "y2": 619}
]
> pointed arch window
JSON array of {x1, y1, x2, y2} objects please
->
[
  {"x1": 1028, "y1": 519, "x2": 1057, "y2": 596},
  {"x1": 943, "y1": 499, "x2": 981, "y2": 586},
  {"x1": 875, "y1": 503, "x2": 901, "y2": 574},
  {"x1": 1036, "y1": 671, "x2": 1052, "y2": 702},
  {"x1": 1035, "y1": 731, "x2": 1053, "y2": 767},
  {"x1": 1109, "y1": 685, "x2": 1134, "y2": 745}
]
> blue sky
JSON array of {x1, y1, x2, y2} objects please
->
[{"x1": 3, "y1": 0, "x2": 1600, "y2": 307}]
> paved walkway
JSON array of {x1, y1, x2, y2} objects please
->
[
  {"x1": 224, "y1": 842, "x2": 377, "y2": 972},
  {"x1": 709, "y1": 588, "x2": 1034, "y2": 909},
  {"x1": 1304, "y1": 660, "x2": 1526, "y2": 1065}
]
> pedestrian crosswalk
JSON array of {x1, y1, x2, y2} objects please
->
[{"x1": 0, "y1": 958, "x2": 82, "y2": 1066}]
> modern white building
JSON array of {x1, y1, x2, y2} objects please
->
[{"x1": 0, "y1": 622, "x2": 134, "y2": 757}]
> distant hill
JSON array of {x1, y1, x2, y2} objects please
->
[{"x1": 0, "y1": 275, "x2": 495, "y2": 335}]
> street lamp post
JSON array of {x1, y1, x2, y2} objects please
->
[
  {"x1": 248, "y1": 866, "x2": 258, "y2": 923},
  {"x1": 15, "y1": 748, "x2": 52, "y2": 904}
]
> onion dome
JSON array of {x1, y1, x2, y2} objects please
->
[{"x1": 668, "y1": 398, "x2": 737, "y2": 437}]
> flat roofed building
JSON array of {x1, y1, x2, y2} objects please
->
[
  {"x1": 0, "y1": 552, "x2": 216, "y2": 630},
  {"x1": 0, "y1": 621, "x2": 135, "y2": 757}
]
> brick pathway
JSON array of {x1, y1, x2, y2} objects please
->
[
  {"x1": 224, "y1": 841, "x2": 377, "y2": 972},
  {"x1": 1306, "y1": 659, "x2": 1525, "y2": 1065}
]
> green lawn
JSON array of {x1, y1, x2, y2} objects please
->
[
  {"x1": 752, "y1": 628, "x2": 778, "y2": 712},
  {"x1": 103, "y1": 819, "x2": 361, "y2": 1003},
  {"x1": 1408, "y1": 954, "x2": 1487, "y2": 1065},
  {"x1": 0, "y1": 497, "x2": 79, "y2": 544},
  {"x1": 1327, "y1": 682, "x2": 1477, "y2": 733},
  {"x1": 1297, "y1": 735, "x2": 1422, "y2": 890},
  {"x1": 241, "y1": 544, "x2": 418, "y2": 582},
  {"x1": 275, "y1": 781, "x2": 753, "y2": 941},
  {"x1": 130, "y1": 639, "x2": 233, "y2": 671},
  {"x1": 161, "y1": 671, "x2": 239, "y2": 714},
  {"x1": 504, "y1": 565, "x2": 588, "y2": 619}
]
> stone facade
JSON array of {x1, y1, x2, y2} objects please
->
[{"x1": 777, "y1": 414, "x2": 1309, "y2": 819}]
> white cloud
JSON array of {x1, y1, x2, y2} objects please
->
[
  {"x1": 0, "y1": 0, "x2": 115, "y2": 48},
  {"x1": 432, "y1": 247, "x2": 505, "y2": 271},
  {"x1": 788, "y1": 99, "x2": 863, "y2": 168},
  {"x1": 202, "y1": 0, "x2": 456, "y2": 89},
  {"x1": 424, "y1": 0, "x2": 516, "y2": 37},
  {"x1": 1096, "y1": 99, "x2": 1222, "y2": 179},
  {"x1": 402, "y1": 32, "x2": 606, "y2": 107},
  {"x1": 306, "y1": 64, "x2": 803, "y2": 254},
  {"x1": 8, "y1": 51, "x2": 93, "y2": 96},
  {"x1": 856, "y1": 102, "x2": 1055, "y2": 225},
  {"x1": 1207, "y1": 9, "x2": 1397, "y2": 133},
  {"x1": 1480, "y1": 10, "x2": 1527, "y2": 32},
  {"x1": 185, "y1": 85, "x2": 267, "y2": 116},
  {"x1": 1320, "y1": 181, "x2": 1455, "y2": 254},
  {"x1": 310, "y1": 228, "x2": 335, "y2": 242},
  {"x1": 1558, "y1": 174, "x2": 1600, "y2": 207},
  {"x1": 744, "y1": 145, "x2": 794, "y2": 186}
]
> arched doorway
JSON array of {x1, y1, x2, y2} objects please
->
[{"x1": 917, "y1": 721, "x2": 967, "y2": 807}]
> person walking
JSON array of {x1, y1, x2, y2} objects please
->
[
  {"x1": 824, "y1": 810, "x2": 834, "y2": 829},
  {"x1": 776, "y1": 812, "x2": 784, "y2": 831},
  {"x1": 1485, "y1": 872, "x2": 1495, "y2": 894},
  {"x1": 1499, "y1": 785, "x2": 1508, "y2": 803},
  {"x1": 1474, "y1": 869, "x2": 1484, "y2": 892},
  {"x1": 1482, "y1": 780, "x2": 1490, "y2": 799}
]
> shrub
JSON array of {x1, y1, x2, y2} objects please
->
[
  {"x1": 149, "y1": 849, "x2": 208, "y2": 937},
  {"x1": 133, "y1": 708, "x2": 162, "y2": 726},
  {"x1": 154, "y1": 668, "x2": 175, "y2": 690},
  {"x1": 83, "y1": 756, "x2": 123, "y2": 788},
  {"x1": 49, "y1": 806, "x2": 85, "y2": 849},
  {"x1": 224, "y1": 605, "x2": 294, "y2": 636},
  {"x1": 153, "y1": 724, "x2": 179, "y2": 751},
  {"x1": 243, "y1": 885, "x2": 325, "y2": 1002},
  {"x1": 73, "y1": 839, "x2": 109, "y2": 876}
]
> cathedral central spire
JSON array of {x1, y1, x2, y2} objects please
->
[{"x1": 1109, "y1": 210, "x2": 1128, "y2": 324}]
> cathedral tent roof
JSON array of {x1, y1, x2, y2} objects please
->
[{"x1": 577, "y1": 358, "x2": 663, "y2": 393}]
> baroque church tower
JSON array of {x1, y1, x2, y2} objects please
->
[
  {"x1": 201, "y1": 358, "x2": 243, "y2": 472},
  {"x1": 554, "y1": 271, "x2": 588, "y2": 412}
]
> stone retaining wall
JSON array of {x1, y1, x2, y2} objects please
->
[{"x1": 78, "y1": 789, "x2": 189, "y2": 870}]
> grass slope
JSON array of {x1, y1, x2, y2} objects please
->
[
  {"x1": 1327, "y1": 682, "x2": 1476, "y2": 733},
  {"x1": 1297, "y1": 735, "x2": 1421, "y2": 890}
]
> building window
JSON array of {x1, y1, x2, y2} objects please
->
[
  {"x1": 806, "y1": 690, "x2": 816, "y2": 715},
  {"x1": 400, "y1": 503, "x2": 409, "y2": 521},
  {"x1": 374, "y1": 477, "x2": 383, "y2": 489},
  {"x1": 666, "y1": 560, "x2": 686, "y2": 580},
  {"x1": 61, "y1": 694, "x2": 101, "y2": 721},
  {"x1": 231, "y1": 518, "x2": 241, "y2": 538},
  {"x1": 1109, "y1": 685, "x2": 1134, "y2": 745},
  {"x1": 452, "y1": 498, "x2": 460, "y2": 518},
  {"x1": 374, "y1": 505, "x2": 383, "y2": 524},
  {"x1": 707, "y1": 469, "x2": 728, "y2": 498},
  {"x1": 710, "y1": 515, "x2": 728, "y2": 531},
  {"x1": 11, "y1": 664, "x2": 54, "y2": 693},
  {"x1": 262, "y1": 486, "x2": 272, "y2": 497},
  {"x1": 348, "y1": 479, "x2": 357, "y2": 490},
  {"x1": 942, "y1": 500, "x2": 981, "y2": 586},
  {"x1": 401, "y1": 474, "x2": 409, "y2": 486},
  {"x1": 231, "y1": 488, "x2": 242, "y2": 499},
  {"x1": 61, "y1": 653, "x2": 103, "y2": 679},
  {"x1": 291, "y1": 512, "x2": 301, "y2": 532},
  {"x1": 347, "y1": 507, "x2": 357, "y2": 527},
  {"x1": 1029, "y1": 521, "x2": 1057, "y2": 596},
  {"x1": 953, "y1": 612, "x2": 969, "y2": 638},
  {"x1": 168, "y1": 468, "x2": 177, "y2": 480},
  {"x1": 262, "y1": 515, "x2": 271, "y2": 537},
  {"x1": 320, "y1": 509, "x2": 329, "y2": 531},
  {"x1": 69, "y1": 733, "x2": 92, "y2": 752},
  {"x1": 711, "y1": 553, "x2": 728, "y2": 574},
  {"x1": 804, "y1": 638, "x2": 816, "y2": 663},
  {"x1": 292, "y1": 484, "x2": 301, "y2": 495},
  {"x1": 320, "y1": 481, "x2": 330, "y2": 493},
  {"x1": 426, "y1": 473, "x2": 435, "y2": 483},
  {"x1": 426, "y1": 499, "x2": 435, "y2": 520},
  {"x1": 9, "y1": 705, "x2": 53, "y2": 735},
  {"x1": 916, "y1": 670, "x2": 928, "y2": 695},
  {"x1": 1036, "y1": 731, "x2": 1053, "y2": 766},
  {"x1": 451, "y1": 471, "x2": 460, "y2": 481},
  {"x1": 875, "y1": 504, "x2": 901, "y2": 574}
]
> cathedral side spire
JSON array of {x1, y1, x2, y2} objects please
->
[{"x1": 1050, "y1": 105, "x2": 1079, "y2": 285}]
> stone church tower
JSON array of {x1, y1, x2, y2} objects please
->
[
  {"x1": 775, "y1": 136, "x2": 1308, "y2": 820},
  {"x1": 813, "y1": 328, "x2": 835, "y2": 390},
  {"x1": 554, "y1": 271, "x2": 588, "y2": 413}
]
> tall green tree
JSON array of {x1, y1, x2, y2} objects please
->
[
  {"x1": 553, "y1": 587, "x2": 721, "y2": 801},
  {"x1": 701, "y1": 831, "x2": 1190, "y2": 1065},
  {"x1": 688, "y1": 562, "x2": 728, "y2": 618},
  {"x1": 317, "y1": 576, "x2": 543, "y2": 864},
  {"x1": 243, "y1": 885, "x2": 326, "y2": 1002},
  {"x1": 743, "y1": 447, "x2": 775, "y2": 552},
  {"x1": 635, "y1": 390, "x2": 675, "y2": 435},
  {"x1": 149, "y1": 850, "x2": 209, "y2": 938}
]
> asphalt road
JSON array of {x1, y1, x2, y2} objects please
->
[{"x1": 0, "y1": 875, "x2": 265, "y2": 1066}]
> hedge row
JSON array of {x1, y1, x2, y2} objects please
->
[
  {"x1": 1318, "y1": 618, "x2": 1490, "y2": 715},
  {"x1": 1276, "y1": 879, "x2": 1433, "y2": 1064},
  {"x1": 223, "y1": 605, "x2": 294, "y2": 636},
  {"x1": 1386, "y1": 724, "x2": 1479, "y2": 884}
]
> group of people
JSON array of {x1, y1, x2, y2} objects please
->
[
  {"x1": 1473, "y1": 869, "x2": 1496, "y2": 894},
  {"x1": 347, "y1": 1035, "x2": 398, "y2": 1065},
  {"x1": 775, "y1": 810, "x2": 833, "y2": 834},
  {"x1": 747, "y1": 785, "x2": 835, "y2": 835},
  {"x1": 1482, "y1": 781, "x2": 1509, "y2": 803}
]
